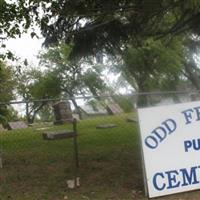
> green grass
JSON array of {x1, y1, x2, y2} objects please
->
[{"x1": 0, "y1": 113, "x2": 144, "y2": 200}]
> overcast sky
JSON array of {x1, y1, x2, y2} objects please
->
[{"x1": 5, "y1": 33, "x2": 44, "y2": 66}]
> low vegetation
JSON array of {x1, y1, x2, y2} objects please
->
[
  {"x1": 1, "y1": 114, "x2": 200, "y2": 200},
  {"x1": 0, "y1": 114, "x2": 142, "y2": 200}
]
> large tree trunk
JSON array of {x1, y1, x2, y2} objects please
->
[
  {"x1": 137, "y1": 91, "x2": 148, "y2": 107},
  {"x1": 136, "y1": 78, "x2": 149, "y2": 108},
  {"x1": 25, "y1": 102, "x2": 34, "y2": 124},
  {"x1": 26, "y1": 102, "x2": 47, "y2": 124},
  {"x1": 184, "y1": 62, "x2": 200, "y2": 90}
]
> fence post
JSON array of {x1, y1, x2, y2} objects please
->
[{"x1": 73, "y1": 118, "x2": 79, "y2": 187}]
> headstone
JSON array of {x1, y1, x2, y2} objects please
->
[
  {"x1": 96, "y1": 124, "x2": 117, "y2": 129},
  {"x1": 36, "y1": 127, "x2": 50, "y2": 131},
  {"x1": 8, "y1": 121, "x2": 28, "y2": 130},
  {"x1": 53, "y1": 101, "x2": 73, "y2": 124},
  {"x1": 0, "y1": 124, "x2": 6, "y2": 132},
  {"x1": 106, "y1": 103, "x2": 123, "y2": 115},
  {"x1": 80, "y1": 104, "x2": 107, "y2": 115},
  {"x1": 67, "y1": 177, "x2": 80, "y2": 189},
  {"x1": 43, "y1": 130, "x2": 76, "y2": 140},
  {"x1": 126, "y1": 117, "x2": 138, "y2": 123}
]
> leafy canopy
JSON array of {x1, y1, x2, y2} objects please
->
[{"x1": 123, "y1": 37, "x2": 184, "y2": 92}]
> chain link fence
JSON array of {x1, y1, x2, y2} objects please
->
[{"x1": 0, "y1": 92, "x2": 200, "y2": 199}]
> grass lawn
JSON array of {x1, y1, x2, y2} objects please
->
[
  {"x1": 1, "y1": 113, "x2": 200, "y2": 200},
  {"x1": 0, "y1": 113, "x2": 142, "y2": 200}
]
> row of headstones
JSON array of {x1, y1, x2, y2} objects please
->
[
  {"x1": 0, "y1": 101, "x2": 133, "y2": 131},
  {"x1": 53, "y1": 101, "x2": 125, "y2": 123},
  {"x1": 0, "y1": 102, "x2": 69, "y2": 131},
  {"x1": 54, "y1": 101, "x2": 138, "y2": 130}
]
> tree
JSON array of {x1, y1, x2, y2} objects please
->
[
  {"x1": 2, "y1": 0, "x2": 200, "y2": 106},
  {"x1": 32, "y1": 0, "x2": 200, "y2": 58},
  {"x1": 39, "y1": 43, "x2": 107, "y2": 118},
  {"x1": 16, "y1": 68, "x2": 61, "y2": 123},
  {"x1": 182, "y1": 37, "x2": 200, "y2": 90},
  {"x1": 0, "y1": 60, "x2": 15, "y2": 124},
  {"x1": 0, "y1": 0, "x2": 36, "y2": 59},
  {"x1": 0, "y1": 61, "x2": 14, "y2": 101},
  {"x1": 122, "y1": 37, "x2": 184, "y2": 106},
  {"x1": 37, "y1": 104, "x2": 54, "y2": 122},
  {"x1": 27, "y1": 0, "x2": 200, "y2": 100},
  {"x1": 2, "y1": 1, "x2": 200, "y2": 58}
]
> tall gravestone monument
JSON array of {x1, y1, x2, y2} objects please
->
[{"x1": 53, "y1": 101, "x2": 73, "y2": 124}]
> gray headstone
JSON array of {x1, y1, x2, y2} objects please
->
[
  {"x1": 53, "y1": 101, "x2": 73, "y2": 124},
  {"x1": 106, "y1": 103, "x2": 123, "y2": 115},
  {"x1": 8, "y1": 121, "x2": 28, "y2": 130},
  {"x1": 96, "y1": 124, "x2": 117, "y2": 129},
  {"x1": 43, "y1": 130, "x2": 76, "y2": 140},
  {"x1": 80, "y1": 104, "x2": 107, "y2": 115},
  {"x1": 126, "y1": 117, "x2": 138, "y2": 123}
]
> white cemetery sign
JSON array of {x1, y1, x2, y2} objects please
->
[{"x1": 138, "y1": 101, "x2": 200, "y2": 198}]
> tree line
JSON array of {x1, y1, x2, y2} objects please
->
[{"x1": 1, "y1": 0, "x2": 200, "y2": 124}]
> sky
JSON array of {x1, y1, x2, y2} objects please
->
[{"x1": 5, "y1": 33, "x2": 44, "y2": 67}]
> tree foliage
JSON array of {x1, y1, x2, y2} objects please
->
[
  {"x1": 2, "y1": 0, "x2": 200, "y2": 105},
  {"x1": 0, "y1": 61, "x2": 14, "y2": 101},
  {"x1": 39, "y1": 43, "x2": 106, "y2": 97},
  {"x1": 123, "y1": 37, "x2": 184, "y2": 91},
  {"x1": 31, "y1": 0, "x2": 200, "y2": 57},
  {"x1": 16, "y1": 68, "x2": 61, "y2": 123},
  {"x1": 122, "y1": 37, "x2": 184, "y2": 105},
  {"x1": 2, "y1": 0, "x2": 200, "y2": 58},
  {"x1": 39, "y1": 43, "x2": 107, "y2": 118},
  {"x1": 0, "y1": 0, "x2": 36, "y2": 59},
  {"x1": 182, "y1": 37, "x2": 200, "y2": 90},
  {"x1": 0, "y1": 60, "x2": 16, "y2": 124}
]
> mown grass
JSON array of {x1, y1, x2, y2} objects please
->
[{"x1": 0, "y1": 113, "x2": 143, "y2": 200}]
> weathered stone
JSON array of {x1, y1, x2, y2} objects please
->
[
  {"x1": 80, "y1": 104, "x2": 107, "y2": 116},
  {"x1": 66, "y1": 177, "x2": 80, "y2": 189},
  {"x1": 43, "y1": 130, "x2": 77, "y2": 140},
  {"x1": 126, "y1": 117, "x2": 138, "y2": 123},
  {"x1": 106, "y1": 103, "x2": 123, "y2": 115},
  {"x1": 8, "y1": 121, "x2": 28, "y2": 130},
  {"x1": 96, "y1": 124, "x2": 117, "y2": 129},
  {"x1": 53, "y1": 101, "x2": 73, "y2": 124}
]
